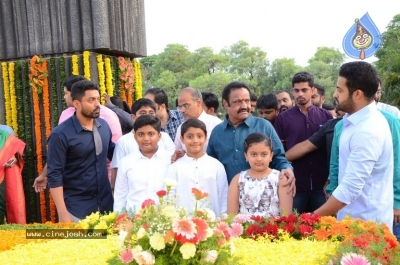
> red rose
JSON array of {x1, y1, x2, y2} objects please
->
[{"x1": 156, "y1": 190, "x2": 167, "y2": 197}]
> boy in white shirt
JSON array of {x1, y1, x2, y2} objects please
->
[
  {"x1": 166, "y1": 119, "x2": 228, "y2": 216},
  {"x1": 111, "y1": 99, "x2": 175, "y2": 188},
  {"x1": 113, "y1": 115, "x2": 173, "y2": 212}
]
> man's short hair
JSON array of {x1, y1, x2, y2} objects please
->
[
  {"x1": 256, "y1": 93, "x2": 279, "y2": 110},
  {"x1": 201, "y1": 92, "x2": 219, "y2": 112},
  {"x1": 276, "y1": 89, "x2": 294, "y2": 100},
  {"x1": 133, "y1": 115, "x2": 161, "y2": 133},
  {"x1": 339, "y1": 61, "x2": 379, "y2": 99},
  {"x1": 322, "y1": 103, "x2": 334, "y2": 111},
  {"x1": 71, "y1": 80, "x2": 99, "y2": 101},
  {"x1": 63, "y1": 75, "x2": 87, "y2": 91},
  {"x1": 144, "y1": 88, "x2": 169, "y2": 109},
  {"x1": 222, "y1": 81, "x2": 251, "y2": 105},
  {"x1": 314, "y1": 83, "x2": 326, "y2": 96},
  {"x1": 131, "y1": 98, "x2": 157, "y2": 115},
  {"x1": 250, "y1": 92, "x2": 258, "y2": 102},
  {"x1": 292, "y1": 71, "x2": 314, "y2": 88},
  {"x1": 180, "y1": 119, "x2": 207, "y2": 137}
]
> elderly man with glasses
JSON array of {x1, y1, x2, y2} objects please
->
[{"x1": 375, "y1": 81, "x2": 400, "y2": 118}]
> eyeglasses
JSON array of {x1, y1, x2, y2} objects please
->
[
  {"x1": 177, "y1": 103, "x2": 191, "y2": 110},
  {"x1": 376, "y1": 91, "x2": 384, "y2": 95},
  {"x1": 230, "y1": 99, "x2": 251, "y2": 106}
]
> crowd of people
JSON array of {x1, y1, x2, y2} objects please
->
[{"x1": 1, "y1": 61, "x2": 399, "y2": 241}]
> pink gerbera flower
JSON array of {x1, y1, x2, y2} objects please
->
[
  {"x1": 120, "y1": 248, "x2": 134, "y2": 263},
  {"x1": 192, "y1": 217, "x2": 209, "y2": 241},
  {"x1": 228, "y1": 223, "x2": 243, "y2": 238},
  {"x1": 233, "y1": 214, "x2": 250, "y2": 224},
  {"x1": 340, "y1": 253, "x2": 371, "y2": 265},
  {"x1": 173, "y1": 218, "x2": 197, "y2": 239}
]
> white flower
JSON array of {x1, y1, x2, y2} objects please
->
[
  {"x1": 161, "y1": 205, "x2": 180, "y2": 219},
  {"x1": 164, "y1": 178, "x2": 177, "y2": 188},
  {"x1": 132, "y1": 245, "x2": 143, "y2": 255},
  {"x1": 179, "y1": 243, "x2": 196, "y2": 259},
  {"x1": 204, "y1": 250, "x2": 218, "y2": 263},
  {"x1": 149, "y1": 233, "x2": 165, "y2": 251},
  {"x1": 118, "y1": 230, "x2": 128, "y2": 248},
  {"x1": 206, "y1": 227, "x2": 214, "y2": 238},
  {"x1": 204, "y1": 208, "x2": 216, "y2": 221},
  {"x1": 134, "y1": 251, "x2": 155, "y2": 265},
  {"x1": 137, "y1": 227, "x2": 147, "y2": 239}
]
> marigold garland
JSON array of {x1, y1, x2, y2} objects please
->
[
  {"x1": 8, "y1": 63, "x2": 18, "y2": 135},
  {"x1": 134, "y1": 59, "x2": 142, "y2": 100},
  {"x1": 29, "y1": 55, "x2": 47, "y2": 223},
  {"x1": 1, "y1": 62, "x2": 12, "y2": 127},
  {"x1": 104, "y1": 57, "x2": 113, "y2": 96},
  {"x1": 97, "y1": 54, "x2": 106, "y2": 104},
  {"x1": 83, "y1": 51, "x2": 91, "y2": 80},
  {"x1": 71, "y1": 54, "x2": 79, "y2": 75}
]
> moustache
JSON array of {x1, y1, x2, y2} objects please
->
[{"x1": 237, "y1": 108, "x2": 249, "y2": 114}]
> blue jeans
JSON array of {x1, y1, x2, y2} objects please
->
[
  {"x1": 394, "y1": 223, "x2": 400, "y2": 242},
  {"x1": 293, "y1": 189, "x2": 326, "y2": 214}
]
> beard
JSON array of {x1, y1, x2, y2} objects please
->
[
  {"x1": 81, "y1": 106, "x2": 100, "y2": 119},
  {"x1": 336, "y1": 96, "x2": 354, "y2": 113}
]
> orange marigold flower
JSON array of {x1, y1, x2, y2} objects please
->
[{"x1": 192, "y1": 188, "x2": 208, "y2": 200}]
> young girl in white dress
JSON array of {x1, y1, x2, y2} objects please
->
[{"x1": 227, "y1": 133, "x2": 292, "y2": 217}]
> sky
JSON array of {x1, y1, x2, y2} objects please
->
[{"x1": 144, "y1": 0, "x2": 399, "y2": 66}]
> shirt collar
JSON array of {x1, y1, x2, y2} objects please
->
[
  {"x1": 71, "y1": 113, "x2": 101, "y2": 133},
  {"x1": 134, "y1": 147, "x2": 167, "y2": 160},
  {"x1": 343, "y1": 101, "x2": 376, "y2": 127},
  {"x1": 168, "y1": 109, "x2": 179, "y2": 121},
  {"x1": 222, "y1": 114, "x2": 254, "y2": 128}
]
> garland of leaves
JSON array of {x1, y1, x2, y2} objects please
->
[
  {"x1": 134, "y1": 60, "x2": 142, "y2": 100},
  {"x1": 14, "y1": 62, "x2": 25, "y2": 148},
  {"x1": 97, "y1": 55, "x2": 106, "y2": 104},
  {"x1": 49, "y1": 58, "x2": 58, "y2": 127},
  {"x1": 83, "y1": 51, "x2": 91, "y2": 80},
  {"x1": 8, "y1": 63, "x2": 18, "y2": 135},
  {"x1": 23, "y1": 59, "x2": 36, "y2": 222},
  {"x1": 112, "y1": 57, "x2": 120, "y2": 98},
  {"x1": 1, "y1": 62, "x2": 12, "y2": 127},
  {"x1": 71, "y1": 55, "x2": 79, "y2": 76},
  {"x1": 59, "y1": 57, "x2": 67, "y2": 110}
]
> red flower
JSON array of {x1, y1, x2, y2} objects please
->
[
  {"x1": 115, "y1": 213, "x2": 129, "y2": 227},
  {"x1": 263, "y1": 223, "x2": 278, "y2": 237},
  {"x1": 156, "y1": 190, "x2": 167, "y2": 198},
  {"x1": 141, "y1": 199, "x2": 155, "y2": 209},
  {"x1": 299, "y1": 213, "x2": 319, "y2": 225},
  {"x1": 245, "y1": 224, "x2": 262, "y2": 238},
  {"x1": 192, "y1": 188, "x2": 208, "y2": 200},
  {"x1": 282, "y1": 222, "x2": 296, "y2": 234},
  {"x1": 298, "y1": 224, "x2": 313, "y2": 237},
  {"x1": 175, "y1": 233, "x2": 199, "y2": 244},
  {"x1": 142, "y1": 223, "x2": 150, "y2": 230},
  {"x1": 192, "y1": 217, "x2": 209, "y2": 241},
  {"x1": 281, "y1": 214, "x2": 298, "y2": 224},
  {"x1": 250, "y1": 215, "x2": 265, "y2": 224}
]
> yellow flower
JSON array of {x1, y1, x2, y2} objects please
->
[
  {"x1": 137, "y1": 227, "x2": 147, "y2": 239},
  {"x1": 179, "y1": 243, "x2": 196, "y2": 259},
  {"x1": 83, "y1": 51, "x2": 91, "y2": 80},
  {"x1": 88, "y1": 212, "x2": 100, "y2": 225},
  {"x1": 72, "y1": 54, "x2": 79, "y2": 75},
  {"x1": 79, "y1": 221, "x2": 90, "y2": 230},
  {"x1": 149, "y1": 233, "x2": 165, "y2": 251},
  {"x1": 94, "y1": 220, "x2": 108, "y2": 230}
]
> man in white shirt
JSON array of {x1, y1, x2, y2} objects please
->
[
  {"x1": 314, "y1": 61, "x2": 394, "y2": 230},
  {"x1": 375, "y1": 80, "x2": 400, "y2": 118},
  {"x1": 175, "y1": 87, "x2": 222, "y2": 152}
]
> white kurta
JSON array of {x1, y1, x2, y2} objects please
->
[
  {"x1": 174, "y1": 111, "x2": 222, "y2": 152},
  {"x1": 113, "y1": 148, "x2": 173, "y2": 212},
  {"x1": 333, "y1": 102, "x2": 394, "y2": 229},
  {"x1": 166, "y1": 154, "x2": 228, "y2": 216},
  {"x1": 111, "y1": 131, "x2": 175, "y2": 168}
]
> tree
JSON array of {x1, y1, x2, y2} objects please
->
[
  {"x1": 375, "y1": 14, "x2": 400, "y2": 107},
  {"x1": 221, "y1": 40, "x2": 269, "y2": 95},
  {"x1": 262, "y1": 58, "x2": 303, "y2": 94},
  {"x1": 308, "y1": 47, "x2": 345, "y2": 69}
]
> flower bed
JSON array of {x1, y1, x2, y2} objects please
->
[{"x1": 1, "y1": 188, "x2": 399, "y2": 264}]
